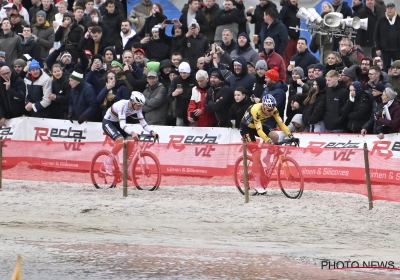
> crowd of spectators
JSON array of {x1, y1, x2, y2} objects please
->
[{"x1": 0, "y1": 0, "x2": 398, "y2": 137}]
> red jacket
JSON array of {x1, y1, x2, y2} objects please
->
[
  {"x1": 259, "y1": 50, "x2": 286, "y2": 81},
  {"x1": 187, "y1": 85, "x2": 216, "y2": 127}
]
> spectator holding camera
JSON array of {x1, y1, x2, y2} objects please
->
[
  {"x1": 54, "y1": 13, "x2": 84, "y2": 48},
  {"x1": 46, "y1": 44, "x2": 89, "y2": 75},
  {"x1": 85, "y1": 54, "x2": 107, "y2": 94}
]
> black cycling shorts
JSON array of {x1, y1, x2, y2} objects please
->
[
  {"x1": 102, "y1": 119, "x2": 130, "y2": 140},
  {"x1": 239, "y1": 122, "x2": 273, "y2": 142}
]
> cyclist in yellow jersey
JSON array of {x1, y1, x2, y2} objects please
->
[{"x1": 240, "y1": 94, "x2": 294, "y2": 195}]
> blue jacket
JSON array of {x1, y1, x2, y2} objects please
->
[
  {"x1": 261, "y1": 80, "x2": 288, "y2": 128},
  {"x1": 69, "y1": 80, "x2": 99, "y2": 121},
  {"x1": 228, "y1": 56, "x2": 256, "y2": 94},
  {"x1": 259, "y1": 18, "x2": 288, "y2": 56},
  {"x1": 85, "y1": 69, "x2": 107, "y2": 95}
]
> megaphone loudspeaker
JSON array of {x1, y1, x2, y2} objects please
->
[
  {"x1": 324, "y1": 12, "x2": 343, "y2": 28},
  {"x1": 297, "y1": 7, "x2": 315, "y2": 22},
  {"x1": 359, "y1": 18, "x2": 368, "y2": 30}
]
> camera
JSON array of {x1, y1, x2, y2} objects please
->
[
  {"x1": 190, "y1": 112, "x2": 198, "y2": 121},
  {"x1": 165, "y1": 19, "x2": 173, "y2": 24}
]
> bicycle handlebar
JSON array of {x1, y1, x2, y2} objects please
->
[{"x1": 275, "y1": 138, "x2": 300, "y2": 147}]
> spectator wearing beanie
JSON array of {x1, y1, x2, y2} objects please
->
[
  {"x1": 340, "y1": 65, "x2": 358, "y2": 88},
  {"x1": 167, "y1": 61, "x2": 197, "y2": 126},
  {"x1": 389, "y1": 60, "x2": 400, "y2": 95},
  {"x1": 46, "y1": 43, "x2": 89, "y2": 75},
  {"x1": 32, "y1": 10, "x2": 55, "y2": 60},
  {"x1": 313, "y1": 63, "x2": 326, "y2": 78},
  {"x1": 142, "y1": 24, "x2": 170, "y2": 62},
  {"x1": 230, "y1": 33, "x2": 260, "y2": 67},
  {"x1": 261, "y1": 66, "x2": 288, "y2": 128},
  {"x1": 13, "y1": 59, "x2": 26, "y2": 75},
  {"x1": 24, "y1": 59, "x2": 54, "y2": 118},
  {"x1": 258, "y1": 37, "x2": 286, "y2": 81},
  {"x1": 204, "y1": 67, "x2": 234, "y2": 127},
  {"x1": 228, "y1": 56, "x2": 256, "y2": 94},
  {"x1": 68, "y1": 70, "x2": 100, "y2": 123},
  {"x1": 85, "y1": 54, "x2": 107, "y2": 95},
  {"x1": 253, "y1": 60, "x2": 268, "y2": 98},
  {"x1": 376, "y1": 87, "x2": 400, "y2": 138},
  {"x1": 286, "y1": 66, "x2": 309, "y2": 126},
  {"x1": 302, "y1": 76, "x2": 327, "y2": 132},
  {"x1": 342, "y1": 81, "x2": 372, "y2": 133}
]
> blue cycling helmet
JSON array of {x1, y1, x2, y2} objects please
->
[{"x1": 262, "y1": 94, "x2": 277, "y2": 110}]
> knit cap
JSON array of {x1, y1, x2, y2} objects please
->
[
  {"x1": 70, "y1": 71, "x2": 83, "y2": 82},
  {"x1": 178, "y1": 62, "x2": 191, "y2": 73},
  {"x1": 13, "y1": 58, "x2": 26, "y2": 67},
  {"x1": 36, "y1": 10, "x2": 46, "y2": 19},
  {"x1": 265, "y1": 67, "x2": 279, "y2": 81},
  {"x1": 255, "y1": 60, "x2": 268, "y2": 70},
  {"x1": 28, "y1": 59, "x2": 40, "y2": 71},
  {"x1": 111, "y1": 60, "x2": 123, "y2": 69},
  {"x1": 293, "y1": 66, "x2": 304, "y2": 79}
]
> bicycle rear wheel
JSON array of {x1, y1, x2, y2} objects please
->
[
  {"x1": 233, "y1": 155, "x2": 254, "y2": 195},
  {"x1": 132, "y1": 151, "x2": 161, "y2": 191},
  {"x1": 277, "y1": 157, "x2": 304, "y2": 199},
  {"x1": 90, "y1": 150, "x2": 119, "y2": 189}
]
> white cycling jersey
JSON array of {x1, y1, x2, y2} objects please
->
[{"x1": 104, "y1": 100, "x2": 152, "y2": 134}]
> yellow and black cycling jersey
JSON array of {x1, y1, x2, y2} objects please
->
[{"x1": 242, "y1": 103, "x2": 291, "y2": 142}]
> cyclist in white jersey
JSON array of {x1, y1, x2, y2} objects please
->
[{"x1": 102, "y1": 91, "x2": 158, "y2": 175}]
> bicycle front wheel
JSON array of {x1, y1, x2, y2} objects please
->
[
  {"x1": 277, "y1": 157, "x2": 304, "y2": 199},
  {"x1": 90, "y1": 150, "x2": 119, "y2": 189},
  {"x1": 233, "y1": 155, "x2": 254, "y2": 195},
  {"x1": 132, "y1": 151, "x2": 161, "y2": 191}
]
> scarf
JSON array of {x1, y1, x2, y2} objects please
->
[
  {"x1": 382, "y1": 99, "x2": 394, "y2": 121},
  {"x1": 386, "y1": 12, "x2": 397, "y2": 25},
  {"x1": 332, "y1": 0, "x2": 343, "y2": 13}
]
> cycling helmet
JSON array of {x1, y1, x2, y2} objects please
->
[
  {"x1": 130, "y1": 91, "x2": 146, "y2": 106},
  {"x1": 262, "y1": 94, "x2": 277, "y2": 110}
]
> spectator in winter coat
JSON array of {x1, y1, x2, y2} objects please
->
[
  {"x1": 158, "y1": 59, "x2": 175, "y2": 91},
  {"x1": 68, "y1": 70, "x2": 99, "y2": 123},
  {"x1": 0, "y1": 66, "x2": 25, "y2": 120},
  {"x1": 204, "y1": 67, "x2": 234, "y2": 127},
  {"x1": 46, "y1": 44, "x2": 89, "y2": 75},
  {"x1": 389, "y1": 60, "x2": 400, "y2": 94},
  {"x1": 13, "y1": 59, "x2": 26, "y2": 78},
  {"x1": 129, "y1": 0, "x2": 153, "y2": 32},
  {"x1": 331, "y1": 0, "x2": 353, "y2": 51},
  {"x1": 101, "y1": 0, "x2": 125, "y2": 42},
  {"x1": 229, "y1": 86, "x2": 254, "y2": 128},
  {"x1": 24, "y1": 59, "x2": 54, "y2": 118},
  {"x1": 342, "y1": 81, "x2": 372, "y2": 133},
  {"x1": 178, "y1": 0, "x2": 209, "y2": 35},
  {"x1": 187, "y1": 70, "x2": 217, "y2": 127},
  {"x1": 339, "y1": 38, "x2": 363, "y2": 67},
  {"x1": 218, "y1": 29, "x2": 237, "y2": 56},
  {"x1": 278, "y1": 0, "x2": 300, "y2": 67},
  {"x1": 167, "y1": 62, "x2": 197, "y2": 126},
  {"x1": 49, "y1": 63, "x2": 71, "y2": 119},
  {"x1": 142, "y1": 71, "x2": 168, "y2": 125},
  {"x1": 230, "y1": 33, "x2": 260, "y2": 67},
  {"x1": 285, "y1": 66, "x2": 309, "y2": 125},
  {"x1": 0, "y1": 19, "x2": 21, "y2": 68},
  {"x1": 32, "y1": 10, "x2": 55, "y2": 60},
  {"x1": 258, "y1": 37, "x2": 286, "y2": 81},
  {"x1": 97, "y1": 71, "x2": 130, "y2": 117},
  {"x1": 324, "y1": 70, "x2": 349, "y2": 132},
  {"x1": 137, "y1": 3, "x2": 166, "y2": 40},
  {"x1": 259, "y1": 8, "x2": 288, "y2": 56},
  {"x1": 302, "y1": 77, "x2": 327, "y2": 132},
  {"x1": 287, "y1": 38, "x2": 319, "y2": 77},
  {"x1": 228, "y1": 56, "x2": 256, "y2": 94},
  {"x1": 247, "y1": 0, "x2": 278, "y2": 50},
  {"x1": 325, "y1": 51, "x2": 345, "y2": 73},
  {"x1": 253, "y1": 60, "x2": 268, "y2": 98},
  {"x1": 374, "y1": 3, "x2": 400, "y2": 71},
  {"x1": 214, "y1": 0, "x2": 241, "y2": 43},
  {"x1": 376, "y1": 87, "x2": 400, "y2": 138},
  {"x1": 79, "y1": 26, "x2": 112, "y2": 56},
  {"x1": 179, "y1": 20, "x2": 210, "y2": 71},
  {"x1": 30, "y1": 0, "x2": 57, "y2": 25},
  {"x1": 258, "y1": 67, "x2": 288, "y2": 128},
  {"x1": 103, "y1": 47, "x2": 118, "y2": 70},
  {"x1": 201, "y1": 0, "x2": 220, "y2": 44},
  {"x1": 141, "y1": 25, "x2": 170, "y2": 62},
  {"x1": 21, "y1": 25, "x2": 40, "y2": 64},
  {"x1": 85, "y1": 54, "x2": 107, "y2": 95},
  {"x1": 361, "y1": 82, "x2": 384, "y2": 135},
  {"x1": 54, "y1": 12, "x2": 83, "y2": 47}
]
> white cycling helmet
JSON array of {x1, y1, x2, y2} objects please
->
[{"x1": 131, "y1": 91, "x2": 146, "y2": 106}]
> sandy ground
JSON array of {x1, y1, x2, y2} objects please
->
[{"x1": 1, "y1": 181, "x2": 400, "y2": 279}]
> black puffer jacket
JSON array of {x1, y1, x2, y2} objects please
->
[
  {"x1": 0, "y1": 71, "x2": 26, "y2": 119},
  {"x1": 51, "y1": 72, "x2": 71, "y2": 119},
  {"x1": 302, "y1": 89, "x2": 326, "y2": 127},
  {"x1": 102, "y1": 9, "x2": 125, "y2": 41},
  {"x1": 323, "y1": 81, "x2": 349, "y2": 131},
  {"x1": 342, "y1": 84, "x2": 372, "y2": 132}
]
